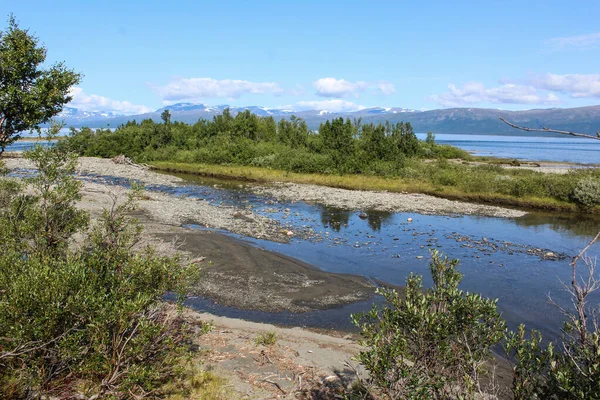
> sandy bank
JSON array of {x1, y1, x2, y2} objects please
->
[{"x1": 3, "y1": 156, "x2": 376, "y2": 314}]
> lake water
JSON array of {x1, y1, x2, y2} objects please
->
[{"x1": 415, "y1": 133, "x2": 600, "y2": 164}]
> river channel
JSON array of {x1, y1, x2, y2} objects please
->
[{"x1": 150, "y1": 172, "x2": 600, "y2": 341}]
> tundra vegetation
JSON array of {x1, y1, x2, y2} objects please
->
[
  {"x1": 0, "y1": 134, "x2": 201, "y2": 398},
  {"x1": 2, "y1": 15, "x2": 600, "y2": 400},
  {"x1": 64, "y1": 112, "x2": 600, "y2": 212}
]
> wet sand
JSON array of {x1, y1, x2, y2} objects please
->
[{"x1": 152, "y1": 226, "x2": 375, "y2": 313}]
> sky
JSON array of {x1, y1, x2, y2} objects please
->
[{"x1": 4, "y1": 0, "x2": 600, "y2": 115}]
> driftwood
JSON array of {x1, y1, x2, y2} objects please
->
[{"x1": 111, "y1": 154, "x2": 149, "y2": 169}]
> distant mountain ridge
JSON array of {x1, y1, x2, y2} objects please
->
[{"x1": 56, "y1": 103, "x2": 600, "y2": 136}]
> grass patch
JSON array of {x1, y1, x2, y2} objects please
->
[
  {"x1": 255, "y1": 331, "x2": 278, "y2": 346},
  {"x1": 164, "y1": 364, "x2": 233, "y2": 400}
]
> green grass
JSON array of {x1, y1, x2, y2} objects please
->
[
  {"x1": 254, "y1": 331, "x2": 278, "y2": 346},
  {"x1": 164, "y1": 364, "x2": 233, "y2": 400},
  {"x1": 150, "y1": 161, "x2": 600, "y2": 213}
]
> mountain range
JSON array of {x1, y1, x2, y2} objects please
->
[{"x1": 57, "y1": 104, "x2": 600, "y2": 136}]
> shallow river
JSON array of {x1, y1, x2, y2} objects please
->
[
  {"x1": 8, "y1": 165, "x2": 599, "y2": 339},
  {"x1": 150, "y1": 172, "x2": 600, "y2": 341}
]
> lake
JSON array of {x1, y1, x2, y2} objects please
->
[{"x1": 415, "y1": 133, "x2": 600, "y2": 164}]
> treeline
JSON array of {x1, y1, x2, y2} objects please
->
[
  {"x1": 64, "y1": 110, "x2": 600, "y2": 211},
  {"x1": 65, "y1": 109, "x2": 468, "y2": 176}
]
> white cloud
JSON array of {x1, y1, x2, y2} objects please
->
[
  {"x1": 69, "y1": 87, "x2": 152, "y2": 115},
  {"x1": 530, "y1": 73, "x2": 600, "y2": 98},
  {"x1": 151, "y1": 77, "x2": 283, "y2": 101},
  {"x1": 429, "y1": 82, "x2": 559, "y2": 107},
  {"x1": 377, "y1": 81, "x2": 396, "y2": 95},
  {"x1": 313, "y1": 78, "x2": 369, "y2": 98},
  {"x1": 292, "y1": 99, "x2": 366, "y2": 113},
  {"x1": 313, "y1": 77, "x2": 395, "y2": 98},
  {"x1": 546, "y1": 32, "x2": 600, "y2": 50}
]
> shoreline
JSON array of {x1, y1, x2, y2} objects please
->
[
  {"x1": 150, "y1": 161, "x2": 593, "y2": 214},
  {"x1": 1, "y1": 155, "x2": 537, "y2": 319},
  {"x1": 3, "y1": 156, "x2": 378, "y2": 314},
  {"x1": 0, "y1": 155, "x2": 532, "y2": 398}
]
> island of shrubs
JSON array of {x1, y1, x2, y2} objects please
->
[{"x1": 64, "y1": 109, "x2": 600, "y2": 211}]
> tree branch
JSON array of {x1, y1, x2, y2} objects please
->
[
  {"x1": 499, "y1": 117, "x2": 600, "y2": 141},
  {"x1": 571, "y1": 231, "x2": 600, "y2": 269}
]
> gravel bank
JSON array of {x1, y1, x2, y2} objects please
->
[
  {"x1": 3, "y1": 156, "x2": 376, "y2": 313},
  {"x1": 253, "y1": 182, "x2": 527, "y2": 218},
  {"x1": 4, "y1": 156, "x2": 290, "y2": 242},
  {"x1": 5, "y1": 156, "x2": 528, "y2": 219}
]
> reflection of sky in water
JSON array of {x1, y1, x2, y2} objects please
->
[
  {"x1": 158, "y1": 172, "x2": 599, "y2": 340},
  {"x1": 8, "y1": 168, "x2": 599, "y2": 339}
]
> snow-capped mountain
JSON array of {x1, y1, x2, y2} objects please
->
[
  {"x1": 58, "y1": 107, "x2": 125, "y2": 121},
  {"x1": 52, "y1": 102, "x2": 600, "y2": 135}
]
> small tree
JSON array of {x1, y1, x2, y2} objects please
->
[
  {"x1": 0, "y1": 15, "x2": 81, "y2": 154},
  {"x1": 161, "y1": 109, "x2": 172, "y2": 125},
  {"x1": 352, "y1": 250, "x2": 505, "y2": 399}
]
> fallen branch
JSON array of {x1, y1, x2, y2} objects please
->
[
  {"x1": 262, "y1": 378, "x2": 287, "y2": 395},
  {"x1": 111, "y1": 154, "x2": 149, "y2": 169}
]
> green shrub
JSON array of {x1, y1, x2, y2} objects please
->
[
  {"x1": 572, "y1": 177, "x2": 600, "y2": 208},
  {"x1": 352, "y1": 250, "x2": 505, "y2": 399},
  {"x1": 505, "y1": 255, "x2": 600, "y2": 399},
  {"x1": 254, "y1": 331, "x2": 278, "y2": 346},
  {"x1": 0, "y1": 140, "x2": 195, "y2": 398}
]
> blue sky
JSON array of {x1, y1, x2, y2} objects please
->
[{"x1": 4, "y1": 0, "x2": 600, "y2": 114}]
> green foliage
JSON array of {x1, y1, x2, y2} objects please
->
[
  {"x1": 63, "y1": 112, "x2": 454, "y2": 178},
  {"x1": 0, "y1": 16, "x2": 81, "y2": 153},
  {"x1": 572, "y1": 176, "x2": 600, "y2": 208},
  {"x1": 505, "y1": 321, "x2": 600, "y2": 399},
  {"x1": 426, "y1": 131, "x2": 436, "y2": 145},
  {"x1": 199, "y1": 321, "x2": 215, "y2": 335},
  {"x1": 254, "y1": 331, "x2": 278, "y2": 346},
  {"x1": 62, "y1": 111, "x2": 600, "y2": 209},
  {"x1": 504, "y1": 255, "x2": 600, "y2": 400},
  {"x1": 352, "y1": 250, "x2": 505, "y2": 399},
  {"x1": 0, "y1": 140, "x2": 195, "y2": 398}
]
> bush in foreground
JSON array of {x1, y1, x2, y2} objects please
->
[
  {"x1": 352, "y1": 250, "x2": 506, "y2": 399},
  {"x1": 0, "y1": 136, "x2": 195, "y2": 398}
]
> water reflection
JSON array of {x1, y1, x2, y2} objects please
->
[
  {"x1": 51, "y1": 169, "x2": 600, "y2": 340},
  {"x1": 365, "y1": 211, "x2": 394, "y2": 232},
  {"x1": 514, "y1": 213, "x2": 600, "y2": 239},
  {"x1": 320, "y1": 207, "x2": 351, "y2": 232}
]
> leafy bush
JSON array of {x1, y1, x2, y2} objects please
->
[
  {"x1": 352, "y1": 250, "x2": 505, "y2": 399},
  {"x1": 505, "y1": 254, "x2": 600, "y2": 399},
  {"x1": 0, "y1": 139, "x2": 195, "y2": 398},
  {"x1": 572, "y1": 177, "x2": 600, "y2": 208}
]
